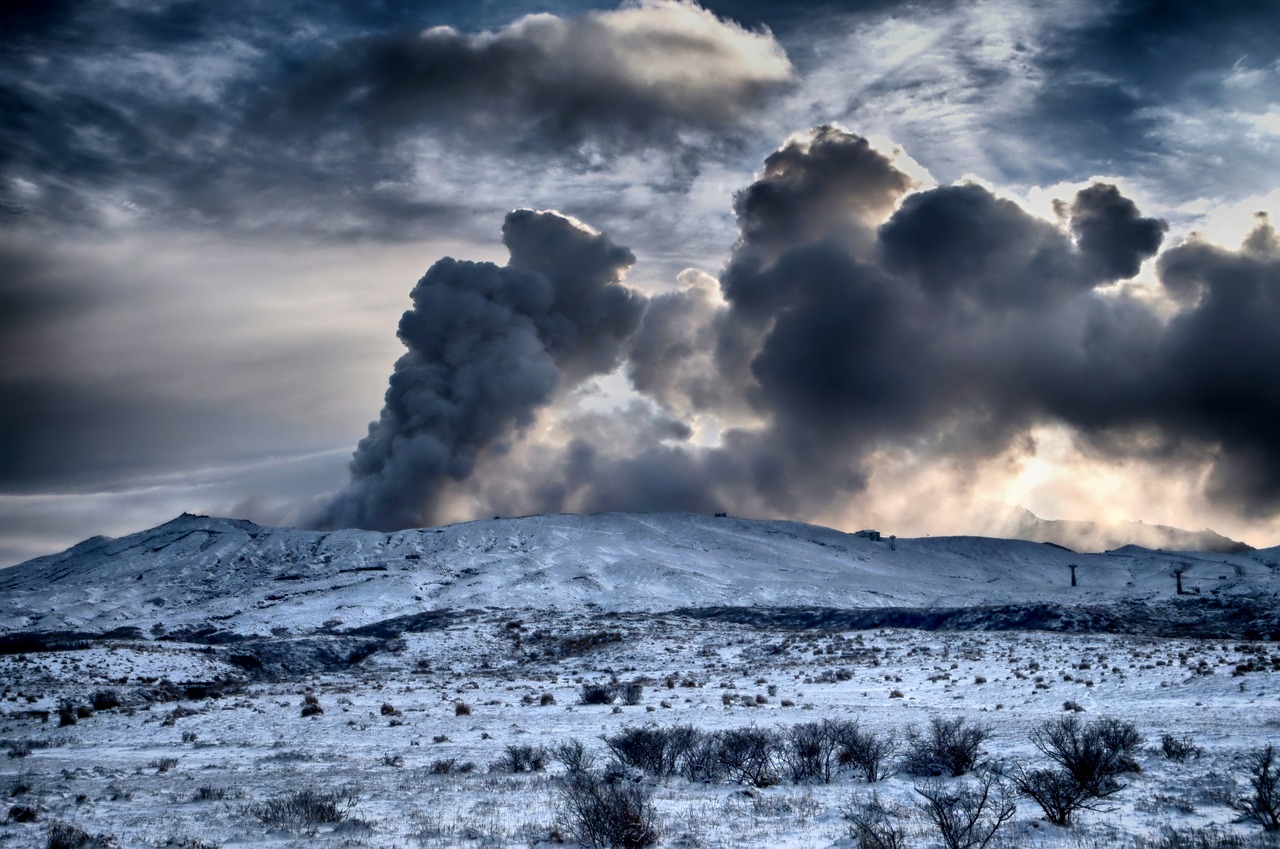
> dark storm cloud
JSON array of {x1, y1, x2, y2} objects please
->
[
  {"x1": 0, "y1": 1, "x2": 790, "y2": 237},
  {"x1": 1150, "y1": 218, "x2": 1280, "y2": 513},
  {"x1": 348, "y1": 127, "x2": 1186, "y2": 530},
  {"x1": 266, "y1": 1, "x2": 793, "y2": 153},
  {"x1": 317, "y1": 210, "x2": 644, "y2": 531},
  {"x1": 1067, "y1": 183, "x2": 1169, "y2": 282},
  {"x1": 422, "y1": 126, "x2": 1268, "y2": 529},
  {"x1": 625, "y1": 274, "x2": 731, "y2": 414},
  {"x1": 729, "y1": 126, "x2": 915, "y2": 272}
]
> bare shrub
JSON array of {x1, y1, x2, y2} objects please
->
[
  {"x1": 149, "y1": 756, "x2": 179, "y2": 773},
  {"x1": 604, "y1": 725, "x2": 700, "y2": 778},
  {"x1": 1135, "y1": 827, "x2": 1254, "y2": 848},
  {"x1": 9, "y1": 769, "x2": 34, "y2": 795},
  {"x1": 915, "y1": 771, "x2": 1016, "y2": 849},
  {"x1": 1162, "y1": 734, "x2": 1205, "y2": 762},
  {"x1": 1010, "y1": 764, "x2": 1098, "y2": 826},
  {"x1": 712, "y1": 727, "x2": 779, "y2": 788},
  {"x1": 902, "y1": 717, "x2": 991, "y2": 777},
  {"x1": 1030, "y1": 715, "x2": 1142, "y2": 797},
  {"x1": 454, "y1": 701, "x2": 471, "y2": 716},
  {"x1": 681, "y1": 733, "x2": 723, "y2": 783},
  {"x1": 90, "y1": 690, "x2": 121, "y2": 711},
  {"x1": 248, "y1": 787, "x2": 358, "y2": 828},
  {"x1": 782, "y1": 721, "x2": 841, "y2": 784},
  {"x1": 498, "y1": 744, "x2": 549, "y2": 773},
  {"x1": 1096, "y1": 717, "x2": 1145, "y2": 770},
  {"x1": 557, "y1": 772, "x2": 659, "y2": 849},
  {"x1": 46, "y1": 822, "x2": 114, "y2": 849},
  {"x1": 174, "y1": 838, "x2": 221, "y2": 849},
  {"x1": 621, "y1": 682, "x2": 644, "y2": 706},
  {"x1": 842, "y1": 792, "x2": 908, "y2": 849},
  {"x1": 835, "y1": 723, "x2": 898, "y2": 783},
  {"x1": 47, "y1": 822, "x2": 90, "y2": 849},
  {"x1": 428, "y1": 758, "x2": 475, "y2": 774},
  {"x1": 56, "y1": 701, "x2": 78, "y2": 727},
  {"x1": 1236, "y1": 743, "x2": 1280, "y2": 831},
  {"x1": 553, "y1": 739, "x2": 597, "y2": 775},
  {"x1": 10, "y1": 803, "x2": 38, "y2": 823},
  {"x1": 194, "y1": 786, "x2": 228, "y2": 801},
  {"x1": 581, "y1": 682, "x2": 618, "y2": 705}
]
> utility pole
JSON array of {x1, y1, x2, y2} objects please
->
[{"x1": 1173, "y1": 563, "x2": 1189, "y2": 595}]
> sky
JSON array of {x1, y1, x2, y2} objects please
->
[{"x1": 2, "y1": 0, "x2": 1279, "y2": 566}]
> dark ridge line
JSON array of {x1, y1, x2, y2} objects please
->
[{"x1": 669, "y1": 598, "x2": 1280, "y2": 641}]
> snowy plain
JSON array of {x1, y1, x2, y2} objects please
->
[{"x1": 1, "y1": 512, "x2": 1277, "y2": 848}]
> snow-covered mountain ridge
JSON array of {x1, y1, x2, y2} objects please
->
[{"x1": 2, "y1": 511, "x2": 1276, "y2": 637}]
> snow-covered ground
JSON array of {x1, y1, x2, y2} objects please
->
[
  {"x1": 1, "y1": 512, "x2": 1277, "y2": 847},
  {"x1": 2, "y1": 610, "x2": 1278, "y2": 847}
]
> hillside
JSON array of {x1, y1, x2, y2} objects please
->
[
  {"x1": 995, "y1": 505, "x2": 1253, "y2": 553},
  {"x1": 1, "y1": 512, "x2": 1276, "y2": 638}
]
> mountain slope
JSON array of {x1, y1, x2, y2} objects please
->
[
  {"x1": 996, "y1": 505, "x2": 1253, "y2": 553},
  {"x1": 2, "y1": 512, "x2": 1275, "y2": 637}
]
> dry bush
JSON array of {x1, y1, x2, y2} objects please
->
[
  {"x1": 497, "y1": 744, "x2": 549, "y2": 773},
  {"x1": 553, "y1": 739, "x2": 597, "y2": 775},
  {"x1": 1236, "y1": 743, "x2": 1280, "y2": 832},
  {"x1": 902, "y1": 717, "x2": 991, "y2": 777},
  {"x1": 1162, "y1": 734, "x2": 1204, "y2": 762},
  {"x1": 1133, "y1": 826, "x2": 1256, "y2": 848},
  {"x1": 10, "y1": 802, "x2": 37, "y2": 822},
  {"x1": 710, "y1": 727, "x2": 780, "y2": 788},
  {"x1": 915, "y1": 771, "x2": 1016, "y2": 849},
  {"x1": 557, "y1": 772, "x2": 659, "y2": 849},
  {"x1": 621, "y1": 682, "x2": 644, "y2": 706},
  {"x1": 1010, "y1": 763, "x2": 1099, "y2": 826},
  {"x1": 581, "y1": 682, "x2": 618, "y2": 705},
  {"x1": 90, "y1": 690, "x2": 121, "y2": 711},
  {"x1": 1030, "y1": 715, "x2": 1142, "y2": 797},
  {"x1": 247, "y1": 787, "x2": 358, "y2": 828},
  {"x1": 428, "y1": 757, "x2": 475, "y2": 774},
  {"x1": 835, "y1": 723, "x2": 898, "y2": 783},
  {"x1": 843, "y1": 792, "x2": 908, "y2": 849},
  {"x1": 46, "y1": 822, "x2": 115, "y2": 849},
  {"x1": 782, "y1": 721, "x2": 842, "y2": 784},
  {"x1": 604, "y1": 725, "x2": 700, "y2": 779}
]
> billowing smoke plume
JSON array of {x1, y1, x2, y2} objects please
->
[
  {"x1": 317, "y1": 210, "x2": 643, "y2": 530},
  {"x1": 321, "y1": 126, "x2": 1280, "y2": 538}
]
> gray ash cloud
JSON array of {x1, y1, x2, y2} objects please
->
[
  {"x1": 324, "y1": 126, "x2": 1279, "y2": 532},
  {"x1": 316, "y1": 210, "x2": 643, "y2": 531}
]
